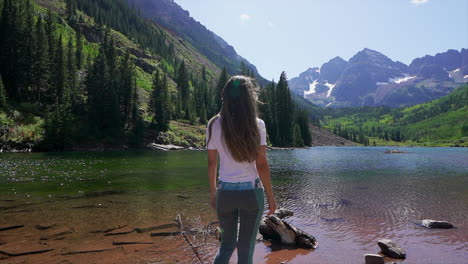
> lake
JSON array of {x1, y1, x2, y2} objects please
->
[{"x1": 0, "y1": 147, "x2": 467, "y2": 264}]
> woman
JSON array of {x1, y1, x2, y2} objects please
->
[{"x1": 206, "y1": 75, "x2": 277, "y2": 264}]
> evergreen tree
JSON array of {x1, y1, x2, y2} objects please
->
[
  {"x1": 129, "y1": 79, "x2": 144, "y2": 147},
  {"x1": 118, "y1": 51, "x2": 134, "y2": 127},
  {"x1": 32, "y1": 17, "x2": 49, "y2": 104},
  {"x1": 0, "y1": 75, "x2": 6, "y2": 109},
  {"x1": 293, "y1": 124, "x2": 304, "y2": 147},
  {"x1": 54, "y1": 35, "x2": 66, "y2": 104},
  {"x1": 215, "y1": 67, "x2": 228, "y2": 113},
  {"x1": 67, "y1": 36, "x2": 77, "y2": 104},
  {"x1": 75, "y1": 29, "x2": 83, "y2": 70},
  {"x1": 297, "y1": 109, "x2": 312, "y2": 146},
  {"x1": 275, "y1": 72, "x2": 294, "y2": 146},
  {"x1": 176, "y1": 61, "x2": 189, "y2": 102},
  {"x1": 149, "y1": 69, "x2": 170, "y2": 131}
]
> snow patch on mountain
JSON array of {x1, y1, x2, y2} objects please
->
[
  {"x1": 325, "y1": 83, "x2": 336, "y2": 97},
  {"x1": 304, "y1": 80, "x2": 319, "y2": 96},
  {"x1": 389, "y1": 75, "x2": 416, "y2": 84}
]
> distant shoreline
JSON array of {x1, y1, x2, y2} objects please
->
[{"x1": 0, "y1": 143, "x2": 465, "y2": 154}]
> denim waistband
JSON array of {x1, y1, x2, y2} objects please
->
[{"x1": 218, "y1": 178, "x2": 262, "y2": 191}]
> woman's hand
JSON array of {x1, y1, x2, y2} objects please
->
[
  {"x1": 267, "y1": 197, "x2": 277, "y2": 215},
  {"x1": 210, "y1": 194, "x2": 216, "y2": 210}
]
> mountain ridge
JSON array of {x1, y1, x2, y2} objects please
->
[
  {"x1": 290, "y1": 48, "x2": 468, "y2": 108},
  {"x1": 125, "y1": 0, "x2": 268, "y2": 85}
]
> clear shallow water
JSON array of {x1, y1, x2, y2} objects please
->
[{"x1": 0, "y1": 147, "x2": 467, "y2": 263}]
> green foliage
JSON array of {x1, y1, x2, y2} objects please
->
[
  {"x1": 149, "y1": 69, "x2": 170, "y2": 132},
  {"x1": 293, "y1": 124, "x2": 304, "y2": 147},
  {"x1": 323, "y1": 84, "x2": 468, "y2": 146},
  {"x1": 258, "y1": 72, "x2": 313, "y2": 147}
]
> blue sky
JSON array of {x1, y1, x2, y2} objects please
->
[{"x1": 174, "y1": 0, "x2": 468, "y2": 80}]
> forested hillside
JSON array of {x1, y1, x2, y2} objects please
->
[
  {"x1": 0, "y1": 0, "x2": 312, "y2": 151},
  {"x1": 322, "y1": 84, "x2": 468, "y2": 147}
]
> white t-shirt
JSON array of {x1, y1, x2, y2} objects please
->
[{"x1": 206, "y1": 116, "x2": 267, "y2": 183}]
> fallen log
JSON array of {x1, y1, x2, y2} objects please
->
[
  {"x1": 112, "y1": 241, "x2": 153, "y2": 245},
  {"x1": 259, "y1": 215, "x2": 318, "y2": 249},
  {"x1": 150, "y1": 231, "x2": 182, "y2": 237},
  {"x1": 61, "y1": 248, "x2": 117, "y2": 255},
  {"x1": 134, "y1": 223, "x2": 178, "y2": 233},
  {"x1": 0, "y1": 249, "x2": 53, "y2": 256},
  {"x1": 90, "y1": 224, "x2": 127, "y2": 234},
  {"x1": 103, "y1": 226, "x2": 135, "y2": 236},
  {"x1": 0, "y1": 225, "x2": 24, "y2": 231}
]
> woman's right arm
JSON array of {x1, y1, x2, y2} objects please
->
[{"x1": 256, "y1": 145, "x2": 277, "y2": 215}]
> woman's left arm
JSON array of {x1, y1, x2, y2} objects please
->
[{"x1": 208, "y1": 149, "x2": 218, "y2": 210}]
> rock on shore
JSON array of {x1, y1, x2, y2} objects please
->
[{"x1": 421, "y1": 219, "x2": 454, "y2": 229}]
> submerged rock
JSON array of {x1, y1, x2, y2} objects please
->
[
  {"x1": 421, "y1": 219, "x2": 454, "y2": 229},
  {"x1": 34, "y1": 224, "x2": 56, "y2": 230},
  {"x1": 385, "y1": 149, "x2": 406, "y2": 154},
  {"x1": 377, "y1": 239, "x2": 406, "y2": 259},
  {"x1": 320, "y1": 217, "x2": 346, "y2": 223},
  {"x1": 365, "y1": 254, "x2": 384, "y2": 264},
  {"x1": 40, "y1": 227, "x2": 74, "y2": 240}
]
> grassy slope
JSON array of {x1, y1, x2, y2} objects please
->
[
  {"x1": 1, "y1": 0, "x2": 226, "y2": 149},
  {"x1": 323, "y1": 84, "x2": 468, "y2": 147}
]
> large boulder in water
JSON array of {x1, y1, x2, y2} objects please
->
[
  {"x1": 421, "y1": 219, "x2": 454, "y2": 229},
  {"x1": 259, "y1": 215, "x2": 318, "y2": 249},
  {"x1": 377, "y1": 239, "x2": 406, "y2": 259}
]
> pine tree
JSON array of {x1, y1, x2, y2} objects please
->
[
  {"x1": 67, "y1": 36, "x2": 77, "y2": 104},
  {"x1": 129, "y1": 79, "x2": 144, "y2": 147},
  {"x1": 118, "y1": 51, "x2": 134, "y2": 127},
  {"x1": 275, "y1": 72, "x2": 294, "y2": 146},
  {"x1": 297, "y1": 109, "x2": 312, "y2": 146},
  {"x1": 0, "y1": 75, "x2": 7, "y2": 109},
  {"x1": 293, "y1": 124, "x2": 304, "y2": 147},
  {"x1": 32, "y1": 17, "x2": 49, "y2": 104},
  {"x1": 149, "y1": 69, "x2": 170, "y2": 131},
  {"x1": 160, "y1": 74, "x2": 170, "y2": 131},
  {"x1": 149, "y1": 69, "x2": 161, "y2": 127},
  {"x1": 215, "y1": 67, "x2": 228, "y2": 113},
  {"x1": 75, "y1": 29, "x2": 83, "y2": 70},
  {"x1": 176, "y1": 61, "x2": 189, "y2": 101},
  {"x1": 54, "y1": 35, "x2": 66, "y2": 104}
]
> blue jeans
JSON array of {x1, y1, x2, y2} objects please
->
[{"x1": 213, "y1": 179, "x2": 265, "y2": 264}]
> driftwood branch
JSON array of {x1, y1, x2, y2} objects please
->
[{"x1": 176, "y1": 213, "x2": 204, "y2": 264}]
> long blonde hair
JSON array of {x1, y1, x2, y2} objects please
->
[{"x1": 207, "y1": 75, "x2": 260, "y2": 162}]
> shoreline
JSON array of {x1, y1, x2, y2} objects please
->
[{"x1": 0, "y1": 143, "x2": 466, "y2": 154}]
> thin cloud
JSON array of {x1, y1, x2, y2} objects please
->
[
  {"x1": 240, "y1": 14, "x2": 251, "y2": 23},
  {"x1": 410, "y1": 0, "x2": 429, "y2": 5},
  {"x1": 267, "y1": 21, "x2": 275, "y2": 29}
]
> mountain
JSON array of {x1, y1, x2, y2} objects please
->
[
  {"x1": 290, "y1": 48, "x2": 468, "y2": 107},
  {"x1": 125, "y1": 0, "x2": 267, "y2": 84}
]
